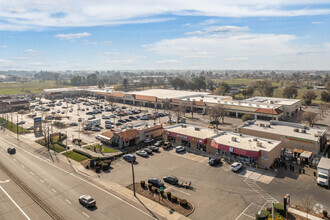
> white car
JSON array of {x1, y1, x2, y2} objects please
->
[
  {"x1": 175, "y1": 146, "x2": 185, "y2": 153},
  {"x1": 230, "y1": 162, "x2": 243, "y2": 172}
]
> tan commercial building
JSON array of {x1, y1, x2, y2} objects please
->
[
  {"x1": 210, "y1": 132, "x2": 282, "y2": 168},
  {"x1": 238, "y1": 120, "x2": 327, "y2": 154},
  {"x1": 0, "y1": 99, "x2": 30, "y2": 113}
]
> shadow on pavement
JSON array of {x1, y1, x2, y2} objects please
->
[{"x1": 135, "y1": 195, "x2": 159, "y2": 219}]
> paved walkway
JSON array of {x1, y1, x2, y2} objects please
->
[{"x1": 288, "y1": 208, "x2": 323, "y2": 220}]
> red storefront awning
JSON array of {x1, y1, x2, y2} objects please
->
[{"x1": 211, "y1": 141, "x2": 260, "y2": 157}]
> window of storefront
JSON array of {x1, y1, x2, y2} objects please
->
[
  {"x1": 168, "y1": 136, "x2": 176, "y2": 142},
  {"x1": 197, "y1": 143, "x2": 206, "y2": 152},
  {"x1": 181, "y1": 140, "x2": 190, "y2": 147}
]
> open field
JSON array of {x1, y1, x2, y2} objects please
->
[{"x1": 0, "y1": 80, "x2": 73, "y2": 95}]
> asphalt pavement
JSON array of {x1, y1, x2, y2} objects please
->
[{"x1": 0, "y1": 133, "x2": 161, "y2": 220}]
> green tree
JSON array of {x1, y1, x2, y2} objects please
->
[
  {"x1": 282, "y1": 86, "x2": 298, "y2": 99},
  {"x1": 255, "y1": 80, "x2": 274, "y2": 97},
  {"x1": 320, "y1": 91, "x2": 330, "y2": 103},
  {"x1": 242, "y1": 114, "x2": 252, "y2": 122},
  {"x1": 86, "y1": 73, "x2": 97, "y2": 85},
  {"x1": 214, "y1": 82, "x2": 230, "y2": 96},
  {"x1": 70, "y1": 76, "x2": 82, "y2": 86},
  {"x1": 302, "y1": 111, "x2": 318, "y2": 127},
  {"x1": 123, "y1": 78, "x2": 128, "y2": 89},
  {"x1": 113, "y1": 84, "x2": 123, "y2": 91},
  {"x1": 302, "y1": 91, "x2": 317, "y2": 105},
  {"x1": 98, "y1": 80, "x2": 105, "y2": 88}
]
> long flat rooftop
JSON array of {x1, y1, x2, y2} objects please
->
[
  {"x1": 212, "y1": 131, "x2": 281, "y2": 152},
  {"x1": 245, "y1": 96, "x2": 300, "y2": 106},
  {"x1": 164, "y1": 124, "x2": 220, "y2": 140},
  {"x1": 129, "y1": 89, "x2": 209, "y2": 99},
  {"x1": 240, "y1": 120, "x2": 326, "y2": 142}
]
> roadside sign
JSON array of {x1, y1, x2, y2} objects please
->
[
  {"x1": 159, "y1": 187, "x2": 164, "y2": 192},
  {"x1": 34, "y1": 117, "x2": 42, "y2": 123}
]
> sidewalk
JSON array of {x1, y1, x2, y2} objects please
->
[{"x1": 288, "y1": 208, "x2": 323, "y2": 220}]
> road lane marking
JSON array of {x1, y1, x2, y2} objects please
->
[
  {"x1": 29, "y1": 171, "x2": 35, "y2": 176},
  {"x1": 82, "y1": 212, "x2": 89, "y2": 218},
  {"x1": 13, "y1": 158, "x2": 17, "y2": 162},
  {"x1": 40, "y1": 179, "x2": 44, "y2": 183},
  {"x1": 0, "y1": 179, "x2": 10, "y2": 183},
  {"x1": 21, "y1": 164, "x2": 25, "y2": 169},
  {"x1": 52, "y1": 188, "x2": 56, "y2": 193},
  {"x1": 0, "y1": 136, "x2": 156, "y2": 219},
  {"x1": 0, "y1": 186, "x2": 31, "y2": 220},
  {"x1": 65, "y1": 199, "x2": 71, "y2": 204}
]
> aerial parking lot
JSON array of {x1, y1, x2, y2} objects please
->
[{"x1": 98, "y1": 146, "x2": 330, "y2": 219}]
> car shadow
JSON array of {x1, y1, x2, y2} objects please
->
[{"x1": 87, "y1": 206, "x2": 98, "y2": 211}]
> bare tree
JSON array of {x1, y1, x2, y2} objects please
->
[
  {"x1": 318, "y1": 103, "x2": 328, "y2": 118},
  {"x1": 179, "y1": 102, "x2": 187, "y2": 117},
  {"x1": 168, "y1": 112, "x2": 173, "y2": 122},
  {"x1": 301, "y1": 195, "x2": 314, "y2": 219},
  {"x1": 173, "y1": 106, "x2": 181, "y2": 123},
  {"x1": 302, "y1": 111, "x2": 319, "y2": 127},
  {"x1": 209, "y1": 105, "x2": 227, "y2": 129}
]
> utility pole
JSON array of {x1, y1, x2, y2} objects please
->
[
  {"x1": 131, "y1": 161, "x2": 136, "y2": 197},
  {"x1": 16, "y1": 115, "x2": 19, "y2": 140}
]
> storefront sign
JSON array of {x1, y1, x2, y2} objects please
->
[
  {"x1": 164, "y1": 130, "x2": 207, "y2": 144},
  {"x1": 210, "y1": 141, "x2": 260, "y2": 157},
  {"x1": 285, "y1": 136, "x2": 314, "y2": 144}
]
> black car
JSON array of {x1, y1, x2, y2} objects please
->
[
  {"x1": 115, "y1": 122, "x2": 123, "y2": 126},
  {"x1": 125, "y1": 118, "x2": 132, "y2": 122},
  {"x1": 208, "y1": 158, "x2": 222, "y2": 166},
  {"x1": 144, "y1": 148, "x2": 153, "y2": 154},
  {"x1": 7, "y1": 147, "x2": 16, "y2": 154},
  {"x1": 149, "y1": 145, "x2": 159, "y2": 152},
  {"x1": 163, "y1": 176, "x2": 178, "y2": 185},
  {"x1": 148, "y1": 178, "x2": 164, "y2": 188},
  {"x1": 118, "y1": 119, "x2": 126, "y2": 123}
]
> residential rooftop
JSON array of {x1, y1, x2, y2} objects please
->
[
  {"x1": 240, "y1": 120, "x2": 326, "y2": 142},
  {"x1": 128, "y1": 89, "x2": 209, "y2": 100},
  {"x1": 164, "y1": 124, "x2": 220, "y2": 140},
  {"x1": 212, "y1": 131, "x2": 281, "y2": 152}
]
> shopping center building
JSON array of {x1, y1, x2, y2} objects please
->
[
  {"x1": 238, "y1": 120, "x2": 327, "y2": 154},
  {"x1": 210, "y1": 132, "x2": 282, "y2": 168}
]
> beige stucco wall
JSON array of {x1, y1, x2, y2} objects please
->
[{"x1": 258, "y1": 142, "x2": 282, "y2": 168}]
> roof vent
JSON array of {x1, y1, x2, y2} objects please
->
[
  {"x1": 253, "y1": 138, "x2": 258, "y2": 141},
  {"x1": 239, "y1": 133, "x2": 243, "y2": 136},
  {"x1": 213, "y1": 97, "x2": 217, "y2": 99},
  {"x1": 181, "y1": 124, "x2": 187, "y2": 128},
  {"x1": 257, "y1": 142, "x2": 262, "y2": 147},
  {"x1": 195, "y1": 127, "x2": 200, "y2": 131},
  {"x1": 293, "y1": 128, "x2": 299, "y2": 132},
  {"x1": 260, "y1": 124, "x2": 265, "y2": 127},
  {"x1": 266, "y1": 125, "x2": 271, "y2": 128},
  {"x1": 301, "y1": 129, "x2": 306, "y2": 133},
  {"x1": 231, "y1": 136, "x2": 237, "y2": 142}
]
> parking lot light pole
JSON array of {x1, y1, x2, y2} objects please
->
[
  {"x1": 131, "y1": 161, "x2": 136, "y2": 197},
  {"x1": 16, "y1": 115, "x2": 19, "y2": 141}
]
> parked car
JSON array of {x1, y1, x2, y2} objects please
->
[
  {"x1": 230, "y1": 162, "x2": 243, "y2": 172},
  {"x1": 78, "y1": 118, "x2": 82, "y2": 122},
  {"x1": 154, "y1": 140, "x2": 164, "y2": 147},
  {"x1": 109, "y1": 115, "x2": 116, "y2": 118},
  {"x1": 129, "y1": 116, "x2": 137, "y2": 120},
  {"x1": 7, "y1": 147, "x2": 16, "y2": 154},
  {"x1": 136, "y1": 150, "x2": 148, "y2": 157},
  {"x1": 78, "y1": 195, "x2": 96, "y2": 208},
  {"x1": 140, "y1": 116, "x2": 149, "y2": 120},
  {"x1": 167, "y1": 119, "x2": 176, "y2": 124},
  {"x1": 105, "y1": 124, "x2": 113, "y2": 129},
  {"x1": 26, "y1": 126, "x2": 34, "y2": 130},
  {"x1": 102, "y1": 115, "x2": 110, "y2": 119},
  {"x1": 115, "y1": 122, "x2": 123, "y2": 126},
  {"x1": 144, "y1": 138, "x2": 154, "y2": 144},
  {"x1": 143, "y1": 148, "x2": 153, "y2": 155},
  {"x1": 86, "y1": 111, "x2": 94, "y2": 115},
  {"x1": 105, "y1": 120, "x2": 113, "y2": 124},
  {"x1": 208, "y1": 158, "x2": 222, "y2": 166},
  {"x1": 148, "y1": 178, "x2": 164, "y2": 188},
  {"x1": 118, "y1": 119, "x2": 126, "y2": 123},
  {"x1": 125, "y1": 118, "x2": 132, "y2": 122},
  {"x1": 163, "y1": 176, "x2": 178, "y2": 185},
  {"x1": 123, "y1": 154, "x2": 136, "y2": 162},
  {"x1": 149, "y1": 145, "x2": 159, "y2": 152},
  {"x1": 17, "y1": 121, "x2": 25, "y2": 125},
  {"x1": 162, "y1": 142, "x2": 172, "y2": 149},
  {"x1": 70, "y1": 122, "x2": 78, "y2": 126},
  {"x1": 176, "y1": 146, "x2": 185, "y2": 153},
  {"x1": 91, "y1": 127, "x2": 101, "y2": 132}
]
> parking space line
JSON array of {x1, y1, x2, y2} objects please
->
[
  {"x1": 169, "y1": 187, "x2": 191, "y2": 196},
  {"x1": 21, "y1": 164, "x2": 25, "y2": 169},
  {"x1": 13, "y1": 158, "x2": 17, "y2": 162},
  {"x1": 82, "y1": 212, "x2": 89, "y2": 218},
  {"x1": 243, "y1": 213, "x2": 255, "y2": 219},
  {"x1": 51, "y1": 188, "x2": 56, "y2": 193},
  {"x1": 65, "y1": 199, "x2": 72, "y2": 204},
  {"x1": 29, "y1": 171, "x2": 35, "y2": 176},
  {"x1": 39, "y1": 179, "x2": 44, "y2": 183},
  {"x1": 235, "y1": 203, "x2": 254, "y2": 220}
]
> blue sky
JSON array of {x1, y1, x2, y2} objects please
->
[{"x1": 0, "y1": 1, "x2": 330, "y2": 70}]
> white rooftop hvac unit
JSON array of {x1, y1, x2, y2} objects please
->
[
  {"x1": 253, "y1": 138, "x2": 258, "y2": 141},
  {"x1": 300, "y1": 129, "x2": 306, "y2": 133},
  {"x1": 195, "y1": 127, "x2": 200, "y2": 131},
  {"x1": 231, "y1": 136, "x2": 237, "y2": 142},
  {"x1": 257, "y1": 142, "x2": 262, "y2": 147}
]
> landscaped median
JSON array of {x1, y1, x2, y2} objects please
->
[
  {"x1": 84, "y1": 144, "x2": 119, "y2": 153},
  {"x1": 62, "y1": 150, "x2": 89, "y2": 162},
  {"x1": 127, "y1": 181, "x2": 194, "y2": 217},
  {"x1": 0, "y1": 117, "x2": 29, "y2": 134},
  {"x1": 36, "y1": 133, "x2": 67, "y2": 153}
]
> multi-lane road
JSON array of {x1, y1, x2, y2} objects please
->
[{"x1": 0, "y1": 134, "x2": 160, "y2": 220}]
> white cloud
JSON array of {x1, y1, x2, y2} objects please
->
[
  {"x1": 198, "y1": 19, "x2": 218, "y2": 25},
  {"x1": 54, "y1": 32, "x2": 91, "y2": 40},
  {"x1": 225, "y1": 57, "x2": 249, "y2": 61},
  {"x1": 102, "y1": 41, "x2": 112, "y2": 45},
  {"x1": 0, "y1": 45, "x2": 7, "y2": 48},
  {"x1": 103, "y1": 52, "x2": 121, "y2": 55},
  {"x1": 29, "y1": 62, "x2": 43, "y2": 65},
  {"x1": 311, "y1": 21, "x2": 325, "y2": 24},
  {"x1": 0, "y1": 1, "x2": 329, "y2": 30},
  {"x1": 185, "y1": 31, "x2": 204, "y2": 35},
  {"x1": 205, "y1": 25, "x2": 250, "y2": 33},
  {"x1": 106, "y1": 59, "x2": 132, "y2": 64},
  {"x1": 24, "y1": 49, "x2": 38, "y2": 53},
  {"x1": 0, "y1": 59, "x2": 11, "y2": 63},
  {"x1": 156, "y1": 59, "x2": 180, "y2": 64}
]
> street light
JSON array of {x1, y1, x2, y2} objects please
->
[{"x1": 131, "y1": 160, "x2": 136, "y2": 197}]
